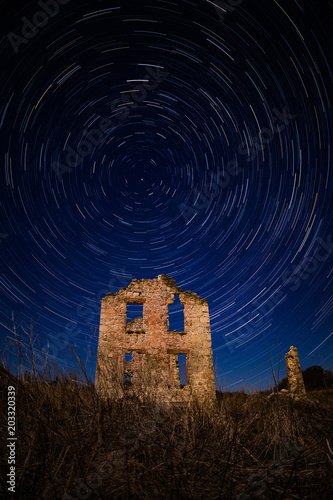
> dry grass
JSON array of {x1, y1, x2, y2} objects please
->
[{"x1": 0, "y1": 341, "x2": 332, "y2": 499}]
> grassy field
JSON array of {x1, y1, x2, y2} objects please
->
[{"x1": 1, "y1": 349, "x2": 332, "y2": 499}]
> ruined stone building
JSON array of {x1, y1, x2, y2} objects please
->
[
  {"x1": 95, "y1": 274, "x2": 216, "y2": 404},
  {"x1": 285, "y1": 346, "x2": 306, "y2": 396}
]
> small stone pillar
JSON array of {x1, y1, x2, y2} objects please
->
[{"x1": 285, "y1": 346, "x2": 306, "y2": 396}]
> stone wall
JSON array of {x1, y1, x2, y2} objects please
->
[
  {"x1": 96, "y1": 274, "x2": 216, "y2": 404},
  {"x1": 285, "y1": 346, "x2": 306, "y2": 396}
]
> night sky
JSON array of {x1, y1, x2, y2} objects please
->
[{"x1": 0, "y1": 0, "x2": 332, "y2": 391}]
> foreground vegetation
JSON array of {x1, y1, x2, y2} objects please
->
[{"x1": 1, "y1": 344, "x2": 332, "y2": 499}]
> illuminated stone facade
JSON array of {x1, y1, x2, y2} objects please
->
[{"x1": 96, "y1": 274, "x2": 216, "y2": 404}]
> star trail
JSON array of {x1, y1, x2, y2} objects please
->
[{"x1": 0, "y1": 0, "x2": 332, "y2": 391}]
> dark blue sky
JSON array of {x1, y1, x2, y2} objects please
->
[{"x1": 0, "y1": 0, "x2": 332, "y2": 391}]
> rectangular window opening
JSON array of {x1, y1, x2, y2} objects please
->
[
  {"x1": 168, "y1": 294, "x2": 184, "y2": 332},
  {"x1": 177, "y1": 353, "x2": 187, "y2": 387},
  {"x1": 124, "y1": 351, "x2": 133, "y2": 386},
  {"x1": 126, "y1": 303, "x2": 143, "y2": 323},
  {"x1": 125, "y1": 352, "x2": 132, "y2": 362},
  {"x1": 126, "y1": 302, "x2": 144, "y2": 333}
]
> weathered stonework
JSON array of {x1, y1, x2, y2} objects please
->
[
  {"x1": 95, "y1": 274, "x2": 216, "y2": 404},
  {"x1": 285, "y1": 346, "x2": 306, "y2": 396}
]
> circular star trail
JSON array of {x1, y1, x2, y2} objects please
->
[{"x1": 0, "y1": 0, "x2": 332, "y2": 390}]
